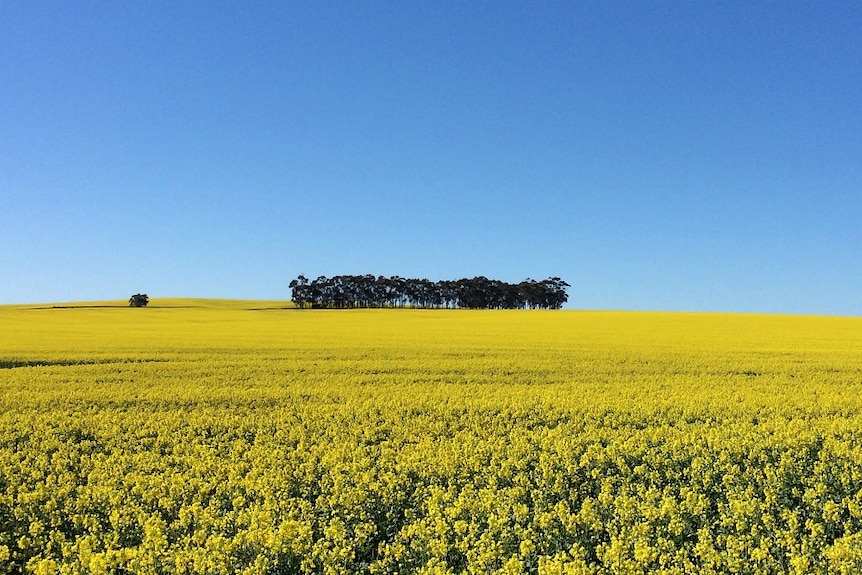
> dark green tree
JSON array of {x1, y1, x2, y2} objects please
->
[
  {"x1": 129, "y1": 294, "x2": 149, "y2": 307},
  {"x1": 289, "y1": 275, "x2": 569, "y2": 310}
]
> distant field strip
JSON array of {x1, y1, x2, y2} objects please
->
[{"x1": 2, "y1": 304, "x2": 862, "y2": 574}]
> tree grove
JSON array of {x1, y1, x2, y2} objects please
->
[{"x1": 289, "y1": 275, "x2": 569, "y2": 310}]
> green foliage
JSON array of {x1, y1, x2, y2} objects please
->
[{"x1": 128, "y1": 294, "x2": 149, "y2": 308}]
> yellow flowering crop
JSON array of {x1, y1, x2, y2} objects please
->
[{"x1": 2, "y1": 301, "x2": 862, "y2": 573}]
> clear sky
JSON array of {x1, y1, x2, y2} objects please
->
[{"x1": 2, "y1": 1, "x2": 860, "y2": 314}]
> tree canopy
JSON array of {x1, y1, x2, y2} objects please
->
[
  {"x1": 128, "y1": 294, "x2": 149, "y2": 307},
  {"x1": 289, "y1": 275, "x2": 569, "y2": 310}
]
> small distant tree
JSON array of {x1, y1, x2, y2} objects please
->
[{"x1": 129, "y1": 294, "x2": 149, "y2": 307}]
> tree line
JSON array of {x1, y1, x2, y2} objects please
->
[{"x1": 289, "y1": 275, "x2": 569, "y2": 310}]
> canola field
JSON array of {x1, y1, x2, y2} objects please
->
[{"x1": 2, "y1": 300, "x2": 862, "y2": 574}]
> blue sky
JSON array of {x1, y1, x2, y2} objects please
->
[{"x1": 2, "y1": 1, "x2": 860, "y2": 314}]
